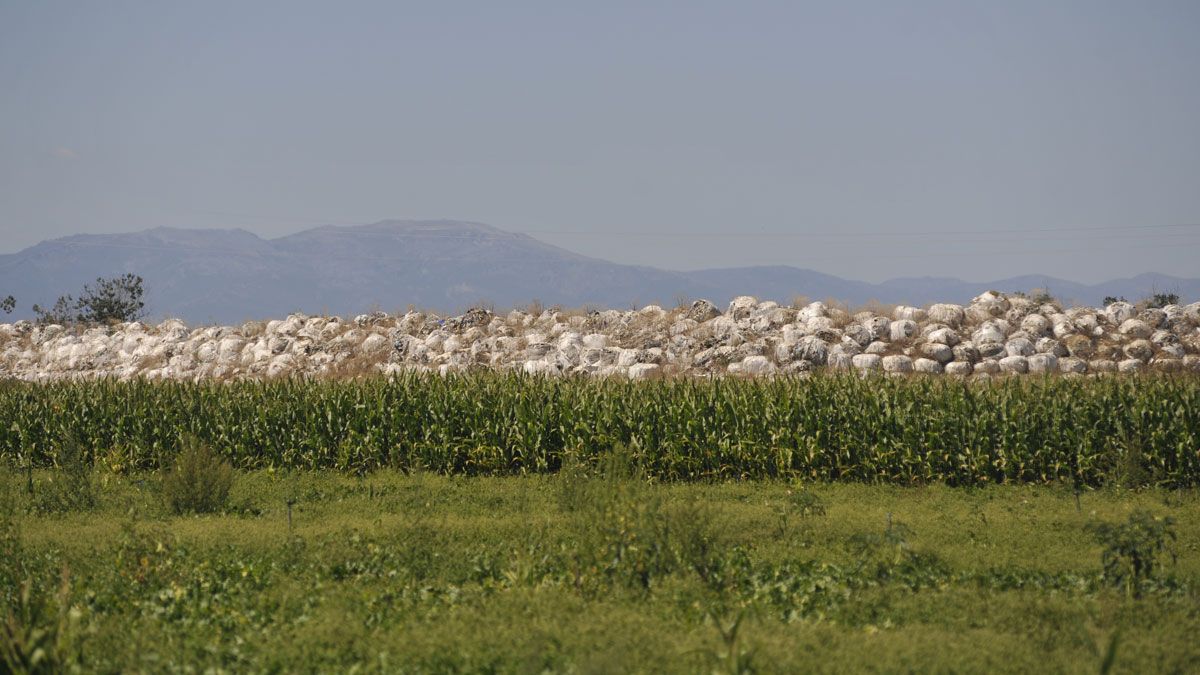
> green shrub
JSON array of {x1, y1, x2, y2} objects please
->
[
  {"x1": 161, "y1": 437, "x2": 233, "y2": 515},
  {"x1": 1087, "y1": 510, "x2": 1177, "y2": 598},
  {"x1": 1142, "y1": 292, "x2": 1180, "y2": 309},
  {"x1": 32, "y1": 440, "x2": 95, "y2": 514},
  {"x1": 774, "y1": 484, "x2": 827, "y2": 538}
]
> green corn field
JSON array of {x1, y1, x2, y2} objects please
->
[{"x1": 0, "y1": 373, "x2": 1197, "y2": 485}]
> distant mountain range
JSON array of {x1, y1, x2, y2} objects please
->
[{"x1": 1, "y1": 220, "x2": 1196, "y2": 323}]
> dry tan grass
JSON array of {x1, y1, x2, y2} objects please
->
[{"x1": 853, "y1": 299, "x2": 899, "y2": 319}]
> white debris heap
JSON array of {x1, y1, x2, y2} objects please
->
[{"x1": 2, "y1": 293, "x2": 1198, "y2": 381}]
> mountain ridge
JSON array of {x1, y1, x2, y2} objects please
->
[{"x1": 1, "y1": 220, "x2": 1196, "y2": 323}]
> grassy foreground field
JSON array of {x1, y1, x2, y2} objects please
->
[{"x1": 3, "y1": 468, "x2": 1199, "y2": 673}]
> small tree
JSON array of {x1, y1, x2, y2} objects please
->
[
  {"x1": 31, "y1": 296, "x2": 75, "y2": 325},
  {"x1": 33, "y1": 274, "x2": 145, "y2": 325},
  {"x1": 1102, "y1": 296, "x2": 1126, "y2": 307},
  {"x1": 0, "y1": 296, "x2": 13, "y2": 314},
  {"x1": 76, "y1": 274, "x2": 145, "y2": 324}
]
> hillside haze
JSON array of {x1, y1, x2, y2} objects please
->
[{"x1": 1, "y1": 220, "x2": 1196, "y2": 323}]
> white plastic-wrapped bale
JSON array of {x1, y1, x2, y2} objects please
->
[
  {"x1": 882, "y1": 354, "x2": 913, "y2": 373},
  {"x1": 1063, "y1": 334, "x2": 1094, "y2": 358},
  {"x1": 1119, "y1": 319, "x2": 1153, "y2": 339},
  {"x1": 1005, "y1": 338, "x2": 1035, "y2": 357},
  {"x1": 525, "y1": 342, "x2": 553, "y2": 360},
  {"x1": 727, "y1": 296, "x2": 758, "y2": 320},
  {"x1": 523, "y1": 360, "x2": 560, "y2": 376},
  {"x1": 1117, "y1": 359, "x2": 1143, "y2": 374},
  {"x1": 782, "y1": 360, "x2": 813, "y2": 375},
  {"x1": 796, "y1": 302, "x2": 827, "y2": 322},
  {"x1": 888, "y1": 319, "x2": 918, "y2": 342},
  {"x1": 627, "y1": 363, "x2": 660, "y2": 379},
  {"x1": 913, "y1": 358, "x2": 943, "y2": 374},
  {"x1": 833, "y1": 338, "x2": 863, "y2": 357},
  {"x1": 638, "y1": 305, "x2": 667, "y2": 321},
  {"x1": 773, "y1": 342, "x2": 795, "y2": 364},
  {"x1": 952, "y1": 343, "x2": 980, "y2": 364},
  {"x1": 851, "y1": 353, "x2": 882, "y2": 371},
  {"x1": 616, "y1": 349, "x2": 642, "y2": 368},
  {"x1": 793, "y1": 336, "x2": 828, "y2": 366},
  {"x1": 1150, "y1": 329, "x2": 1180, "y2": 349},
  {"x1": 195, "y1": 341, "x2": 219, "y2": 364},
  {"x1": 977, "y1": 341, "x2": 1004, "y2": 360},
  {"x1": 964, "y1": 304, "x2": 991, "y2": 325},
  {"x1": 1151, "y1": 358, "x2": 1182, "y2": 373},
  {"x1": 1160, "y1": 343, "x2": 1187, "y2": 359},
  {"x1": 926, "y1": 327, "x2": 960, "y2": 346},
  {"x1": 361, "y1": 333, "x2": 390, "y2": 354},
  {"x1": 1104, "y1": 302, "x2": 1136, "y2": 325},
  {"x1": 865, "y1": 341, "x2": 889, "y2": 355},
  {"x1": 1070, "y1": 311, "x2": 1099, "y2": 333},
  {"x1": 1058, "y1": 357, "x2": 1088, "y2": 374},
  {"x1": 918, "y1": 342, "x2": 954, "y2": 364},
  {"x1": 1020, "y1": 314, "x2": 1051, "y2": 337},
  {"x1": 685, "y1": 299, "x2": 721, "y2": 322},
  {"x1": 927, "y1": 304, "x2": 965, "y2": 328},
  {"x1": 1123, "y1": 339, "x2": 1154, "y2": 362},
  {"x1": 1035, "y1": 338, "x2": 1067, "y2": 357},
  {"x1": 972, "y1": 323, "x2": 1007, "y2": 345},
  {"x1": 582, "y1": 333, "x2": 609, "y2": 349},
  {"x1": 266, "y1": 353, "x2": 296, "y2": 378},
  {"x1": 971, "y1": 291, "x2": 1010, "y2": 312},
  {"x1": 806, "y1": 316, "x2": 836, "y2": 333},
  {"x1": 974, "y1": 360, "x2": 1000, "y2": 375},
  {"x1": 1051, "y1": 320, "x2": 1077, "y2": 339},
  {"x1": 556, "y1": 332, "x2": 582, "y2": 351},
  {"x1": 862, "y1": 316, "x2": 891, "y2": 340},
  {"x1": 1140, "y1": 309, "x2": 1167, "y2": 329},
  {"x1": 1027, "y1": 353, "x2": 1058, "y2": 374},
  {"x1": 843, "y1": 324, "x2": 873, "y2": 347},
  {"x1": 999, "y1": 355, "x2": 1029, "y2": 374},
  {"x1": 892, "y1": 305, "x2": 927, "y2": 322},
  {"x1": 944, "y1": 361, "x2": 973, "y2": 376},
  {"x1": 827, "y1": 350, "x2": 854, "y2": 370},
  {"x1": 738, "y1": 355, "x2": 776, "y2": 376}
]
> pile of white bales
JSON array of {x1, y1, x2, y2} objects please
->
[{"x1": 1, "y1": 292, "x2": 1198, "y2": 381}]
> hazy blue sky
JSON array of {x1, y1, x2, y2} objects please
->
[{"x1": 2, "y1": 1, "x2": 1198, "y2": 282}]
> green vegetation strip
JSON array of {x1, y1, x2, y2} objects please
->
[
  {"x1": 3, "y1": 471, "x2": 1198, "y2": 673},
  {"x1": 1, "y1": 373, "x2": 1198, "y2": 484}
]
